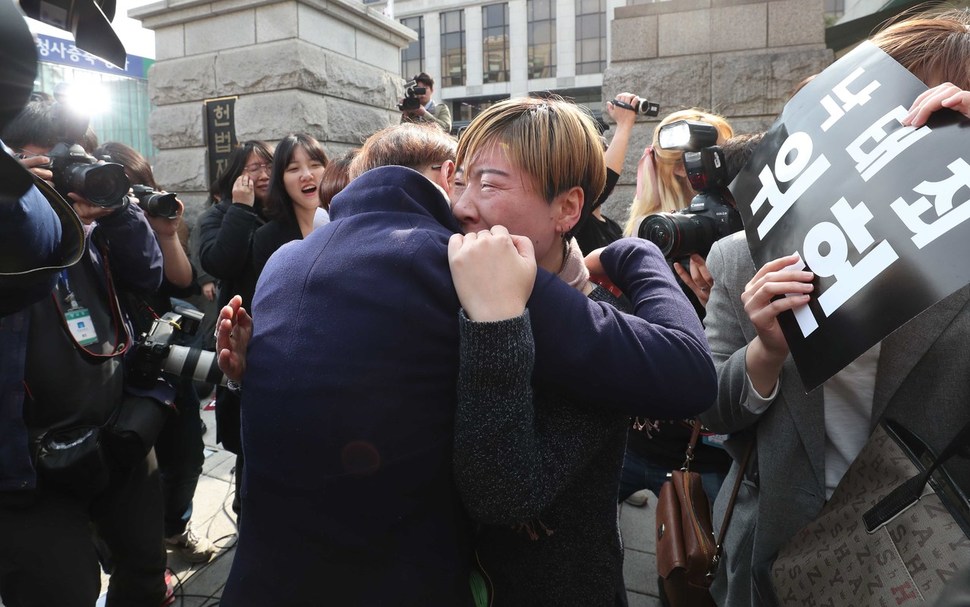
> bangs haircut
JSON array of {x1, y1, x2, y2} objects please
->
[
  {"x1": 871, "y1": 7, "x2": 970, "y2": 89},
  {"x1": 349, "y1": 123, "x2": 457, "y2": 179},
  {"x1": 456, "y1": 96, "x2": 606, "y2": 233},
  {"x1": 265, "y1": 133, "x2": 329, "y2": 223}
]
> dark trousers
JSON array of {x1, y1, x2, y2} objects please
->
[
  {"x1": 618, "y1": 447, "x2": 726, "y2": 505},
  {"x1": 0, "y1": 451, "x2": 167, "y2": 607},
  {"x1": 155, "y1": 377, "x2": 205, "y2": 537}
]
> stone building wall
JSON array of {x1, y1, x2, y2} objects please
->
[
  {"x1": 131, "y1": 0, "x2": 415, "y2": 221},
  {"x1": 599, "y1": 0, "x2": 833, "y2": 225}
]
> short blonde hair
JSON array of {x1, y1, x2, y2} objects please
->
[
  {"x1": 456, "y1": 96, "x2": 606, "y2": 234},
  {"x1": 870, "y1": 7, "x2": 970, "y2": 89},
  {"x1": 623, "y1": 109, "x2": 733, "y2": 237},
  {"x1": 349, "y1": 123, "x2": 457, "y2": 180}
]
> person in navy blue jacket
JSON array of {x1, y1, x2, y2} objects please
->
[
  {"x1": 0, "y1": 101, "x2": 169, "y2": 607},
  {"x1": 218, "y1": 122, "x2": 715, "y2": 606}
]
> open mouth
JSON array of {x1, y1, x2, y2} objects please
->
[{"x1": 301, "y1": 185, "x2": 318, "y2": 196}]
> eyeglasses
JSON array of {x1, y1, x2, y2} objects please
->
[{"x1": 243, "y1": 162, "x2": 272, "y2": 174}]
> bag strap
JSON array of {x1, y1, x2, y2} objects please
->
[
  {"x1": 682, "y1": 419, "x2": 703, "y2": 472},
  {"x1": 708, "y1": 439, "x2": 755, "y2": 580},
  {"x1": 863, "y1": 419, "x2": 970, "y2": 533}
]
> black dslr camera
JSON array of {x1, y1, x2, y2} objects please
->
[
  {"x1": 398, "y1": 80, "x2": 428, "y2": 112},
  {"x1": 131, "y1": 185, "x2": 179, "y2": 219},
  {"x1": 637, "y1": 120, "x2": 742, "y2": 260},
  {"x1": 45, "y1": 141, "x2": 130, "y2": 208},
  {"x1": 128, "y1": 307, "x2": 224, "y2": 390}
]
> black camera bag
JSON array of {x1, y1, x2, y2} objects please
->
[{"x1": 36, "y1": 425, "x2": 110, "y2": 499}]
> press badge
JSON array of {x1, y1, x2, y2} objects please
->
[{"x1": 65, "y1": 308, "x2": 99, "y2": 346}]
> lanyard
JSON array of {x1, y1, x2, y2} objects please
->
[
  {"x1": 58, "y1": 270, "x2": 80, "y2": 309},
  {"x1": 51, "y1": 240, "x2": 132, "y2": 363}
]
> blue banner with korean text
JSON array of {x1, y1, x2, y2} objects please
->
[
  {"x1": 34, "y1": 33, "x2": 150, "y2": 80},
  {"x1": 729, "y1": 41, "x2": 970, "y2": 391}
]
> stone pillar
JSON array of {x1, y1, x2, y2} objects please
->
[
  {"x1": 556, "y1": 0, "x2": 577, "y2": 82},
  {"x1": 601, "y1": 0, "x2": 834, "y2": 222},
  {"x1": 465, "y1": 5, "x2": 485, "y2": 88},
  {"x1": 424, "y1": 11, "x2": 443, "y2": 94},
  {"x1": 509, "y1": 0, "x2": 529, "y2": 98},
  {"x1": 130, "y1": 0, "x2": 416, "y2": 219}
]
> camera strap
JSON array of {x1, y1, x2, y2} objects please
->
[{"x1": 51, "y1": 235, "x2": 132, "y2": 364}]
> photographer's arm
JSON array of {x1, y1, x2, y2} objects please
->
[
  {"x1": 405, "y1": 103, "x2": 453, "y2": 133},
  {"x1": 431, "y1": 102, "x2": 452, "y2": 133},
  {"x1": 93, "y1": 198, "x2": 164, "y2": 293},
  {"x1": 0, "y1": 186, "x2": 62, "y2": 314},
  {"x1": 145, "y1": 198, "x2": 193, "y2": 289},
  {"x1": 603, "y1": 94, "x2": 637, "y2": 176}
]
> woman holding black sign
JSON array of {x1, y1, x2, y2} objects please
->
[{"x1": 698, "y1": 8, "x2": 970, "y2": 607}]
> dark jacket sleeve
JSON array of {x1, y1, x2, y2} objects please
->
[
  {"x1": 454, "y1": 310, "x2": 624, "y2": 523},
  {"x1": 526, "y1": 237, "x2": 716, "y2": 418},
  {"x1": 197, "y1": 201, "x2": 261, "y2": 280},
  {"x1": 95, "y1": 202, "x2": 164, "y2": 293},
  {"x1": 0, "y1": 188, "x2": 62, "y2": 314},
  {"x1": 189, "y1": 215, "x2": 216, "y2": 286}
]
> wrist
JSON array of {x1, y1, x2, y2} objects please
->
[
  {"x1": 745, "y1": 339, "x2": 786, "y2": 393},
  {"x1": 463, "y1": 302, "x2": 526, "y2": 323}
]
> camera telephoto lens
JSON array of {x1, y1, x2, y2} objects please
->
[
  {"x1": 163, "y1": 345, "x2": 225, "y2": 386},
  {"x1": 67, "y1": 162, "x2": 130, "y2": 207},
  {"x1": 144, "y1": 192, "x2": 179, "y2": 219},
  {"x1": 638, "y1": 212, "x2": 717, "y2": 260},
  {"x1": 639, "y1": 214, "x2": 677, "y2": 256}
]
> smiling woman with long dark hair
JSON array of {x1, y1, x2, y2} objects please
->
[{"x1": 252, "y1": 133, "x2": 329, "y2": 278}]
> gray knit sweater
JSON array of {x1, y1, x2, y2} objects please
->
[{"x1": 454, "y1": 287, "x2": 631, "y2": 606}]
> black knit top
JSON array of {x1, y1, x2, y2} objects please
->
[{"x1": 454, "y1": 287, "x2": 631, "y2": 606}]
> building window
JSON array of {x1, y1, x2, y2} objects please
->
[
  {"x1": 534, "y1": 86, "x2": 603, "y2": 122},
  {"x1": 441, "y1": 10, "x2": 466, "y2": 87},
  {"x1": 482, "y1": 3, "x2": 509, "y2": 83},
  {"x1": 450, "y1": 95, "x2": 510, "y2": 125},
  {"x1": 575, "y1": 0, "x2": 605, "y2": 75},
  {"x1": 528, "y1": 0, "x2": 556, "y2": 79},
  {"x1": 400, "y1": 16, "x2": 424, "y2": 81}
]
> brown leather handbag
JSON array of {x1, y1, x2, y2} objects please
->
[{"x1": 655, "y1": 421, "x2": 753, "y2": 607}]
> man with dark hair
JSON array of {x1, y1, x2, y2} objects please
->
[
  {"x1": 399, "y1": 72, "x2": 453, "y2": 133},
  {"x1": 0, "y1": 99, "x2": 170, "y2": 606}
]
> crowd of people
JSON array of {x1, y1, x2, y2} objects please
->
[{"x1": 2, "y1": 5, "x2": 970, "y2": 607}]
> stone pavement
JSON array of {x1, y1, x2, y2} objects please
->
[{"x1": 6, "y1": 398, "x2": 663, "y2": 606}]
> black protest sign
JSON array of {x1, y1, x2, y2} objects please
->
[
  {"x1": 729, "y1": 41, "x2": 970, "y2": 391},
  {"x1": 203, "y1": 96, "x2": 239, "y2": 187}
]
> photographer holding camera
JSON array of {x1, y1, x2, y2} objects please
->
[
  {"x1": 399, "y1": 72, "x2": 453, "y2": 133},
  {"x1": 95, "y1": 141, "x2": 217, "y2": 565},
  {"x1": 0, "y1": 99, "x2": 171, "y2": 606}
]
